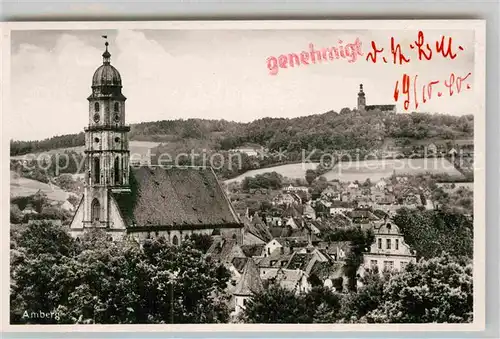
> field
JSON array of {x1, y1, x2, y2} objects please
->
[
  {"x1": 10, "y1": 141, "x2": 160, "y2": 160},
  {"x1": 225, "y1": 158, "x2": 465, "y2": 184},
  {"x1": 10, "y1": 171, "x2": 75, "y2": 202},
  {"x1": 225, "y1": 162, "x2": 319, "y2": 184},
  {"x1": 322, "y1": 158, "x2": 465, "y2": 182}
]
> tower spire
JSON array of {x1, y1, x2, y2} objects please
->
[{"x1": 102, "y1": 36, "x2": 111, "y2": 65}]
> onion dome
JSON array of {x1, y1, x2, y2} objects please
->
[
  {"x1": 358, "y1": 84, "x2": 365, "y2": 97},
  {"x1": 92, "y1": 42, "x2": 122, "y2": 87}
]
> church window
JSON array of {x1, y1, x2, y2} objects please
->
[
  {"x1": 114, "y1": 156, "x2": 120, "y2": 184},
  {"x1": 114, "y1": 114, "x2": 120, "y2": 122},
  {"x1": 172, "y1": 235, "x2": 179, "y2": 246},
  {"x1": 115, "y1": 137, "x2": 120, "y2": 143},
  {"x1": 377, "y1": 238, "x2": 382, "y2": 249},
  {"x1": 91, "y1": 198, "x2": 100, "y2": 222},
  {"x1": 386, "y1": 239, "x2": 391, "y2": 250},
  {"x1": 93, "y1": 157, "x2": 100, "y2": 184},
  {"x1": 395, "y1": 239, "x2": 399, "y2": 250},
  {"x1": 94, "y1": 137, "x2": 99, "y2": 143},
  {"x1": 114, "y1": 102, "x2": 120, "y2": 112},
  {"x1": 94, "y1": 102, "x2": 100, "y2": 112},
  {"x1": 93, "y1": 113, "x2": 100, "y2": 123}
]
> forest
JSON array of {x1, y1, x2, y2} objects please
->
[{"x1": 10, "y1": 109, "x2": 474, "y2": 156}]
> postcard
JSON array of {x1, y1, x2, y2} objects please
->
[{"x1": 0, "y1": 20, "x2": 485, "y2": 332}]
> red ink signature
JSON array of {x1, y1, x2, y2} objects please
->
[
  {"x1": 366, "y1": 31, "x2": 464, "y2": 64},
  {"x1": 393, "y1": 72, "x2": 472, "y2": 111}
]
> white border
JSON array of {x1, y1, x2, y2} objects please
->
[{"x1": 0, "y1": 20, "x2": 486, "y2": 333}]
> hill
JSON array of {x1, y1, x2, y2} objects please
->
[
  {"x1": 10, "y1": 171, "x2": 76, "y2": 202},
  {"x1": 10, "y1": 109, "x2": 474, "y2": 156}
]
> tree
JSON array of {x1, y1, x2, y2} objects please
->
[
  {"x1": 305, "y1": 169, "x2": 318, "y2": 186},
  {"x1": 242, "y1": 284, "x2": 310, "y2": 323},
  {"x1": 188, "y1": 233, "x2": 214, "y2": 253},
  {"x1": 10, "y1": 226, "x2": 231, "y2": 324},
  {"x1": 10, "y1": 204, "x2": 23, "y2": 224},
  {"x1": 367, "y1": 254, "x2": 473, "y2": 323}
]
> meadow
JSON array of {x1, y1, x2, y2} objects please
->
[
  {"x1": 225, "y1": 158, "x2": 465, "y2": 183},
  {"x1": 10, "y1": 171, "x2": 76, "y2": 202}
]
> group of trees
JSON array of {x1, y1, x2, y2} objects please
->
[
  {"x1": 11, "y1": 223, "x2": 230, "y2": 324},
  {"x1": 393, "y1": 208, "x2": 473, "y2": 260},
  {"x1": 242, "y1": 254, "x2": 472, "y2": 323},
  {"x1": 11, "y1": 112, "x2": 473, "y2": 158},
  {"x1": 241, "y1": 172, "x2": 283, "y2": 191}
]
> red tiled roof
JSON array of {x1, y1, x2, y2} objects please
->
[{"x1": 112, "y1": 166, "x2": 242, "y2": 229}]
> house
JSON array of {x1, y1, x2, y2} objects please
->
[
  {"x1": 231, "y1": 258, "x2": 264, "y2": 316},
  {"x1": 272, "y1": 193, "x2": 298, "y2": 206},
  {"x1": 320, "y1": 186, "x2": 341, "y2": 201},
  {"x1": 261, "y1": 268, "x2": 311, "y2": 295},
  {"x1": 283, "y1": 184, "x2": 309, "y2": 193},
  {"x1": 206, "y1": 237, "x2": 246, "y2": 264},
  {"x1": 348, "y1": 182, "x2": 359, "y2": 190},
  {"x1": 263, "y1": 238, "x2": 284, "y2": 257},
  {"x1": 358, "y1": 221, "x2": 416, "y2": 279},
  {"x1": 22, "y1": 204, "x2": 38, "y2": 215},
  {"x1": 229, "y1": 144, "x2": 267, "y2": 157},
  {"x1": 427, "y1": 143, "x2": 438, "y2": 154},
  {"x1": 303, "y1": 202, "x2": 316, "y2": 220},
  {"x1": 375, "y1": 179, "x2": 387, "y2": 190}
]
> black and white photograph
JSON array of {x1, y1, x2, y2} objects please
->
[{"x1": 2, "y1": 20, "x2": 485, "y2": 330}]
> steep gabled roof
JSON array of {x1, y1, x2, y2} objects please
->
[
  {"x1": 112, "y1": 166, "x2": 242, "y2": 229},
  {"x1": 233, "y1": 258, "x2": 264, "y2": 296}
]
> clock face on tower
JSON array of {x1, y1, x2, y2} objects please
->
[{"x1": 93, "y1": 113, "x2": 100, "y2": 123}]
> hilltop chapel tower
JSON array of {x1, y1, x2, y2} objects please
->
[{"x1": 357, "y1": 84, "x2": 366, "y2": 111}]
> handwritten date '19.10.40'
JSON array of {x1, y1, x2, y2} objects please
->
[{"x1": 393, "y1": 72, "x2": 472, "y2": 111}]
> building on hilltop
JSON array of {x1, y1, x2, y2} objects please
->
[
  {"x1": 357, "y1": 84, "x2": 396, "y2": 114},
  {"x1": 70, "y1": 41, "x2": 243, "y2": 243}
]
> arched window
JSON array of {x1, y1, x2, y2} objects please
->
[
  {"x1": 93, "y1": 157, "x2": 100, "y2": 184},
  {"x1": 114, "y1": 102, "x2": 119, "y2": 112},
  {"x1": 94, "y1": 102, "x2": 100, "y2": 112},
  {"x1": 172, "y1": 235, "x2": 179, "y2": 246},
  {"x1": 91, "y1": 198, "x2": 100, "y2": 222},
  {"x1": 114, "y1": 156, "x2": 120, "y2": 184}
]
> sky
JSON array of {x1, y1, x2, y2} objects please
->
[{"x1": 9, "y1": 28, "x2": 476, "y2": 141}]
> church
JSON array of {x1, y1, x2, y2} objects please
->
[
  {"x1": 70, "y1": 42, "x2": 243, "y2": 244},
  {"x1": 357, "y1": 84, "x2": 396, "y2": 113}
]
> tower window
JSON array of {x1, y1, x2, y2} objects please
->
[
  {"x1": 114, "y1": 156, "x2": 120, "y2": 184},
  {"x1": 93, "y1": 157, "x2": 100, "y2": 184},
  {"x1": 114, "y1": 102, "x2": 120, "y2": 112},
  {"x1": 94, "y1": 102, "x2": 100, "y2": 112},
  {"x1": 94, "y1": 137, "x2": 100, "y2": 143},
  {"x1": 91, "y1": 198, "x2": 100, "y2": 222},
  {"x1": 114, "y1": 114, "x2": 120, "y2": 122},
  {"x1": 115, "y1": 137, "x2": 120, "y2": 143},
  {"x1": 93, "y1": 113, "x2": 100, "y2": 123},
  {"x1": 172, "y1": 235, "x2": 179, "y2": 246}
]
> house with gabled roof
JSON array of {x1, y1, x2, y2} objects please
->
[{"x1": 231, "y1": 258, "x2": 264, "y2": 316}]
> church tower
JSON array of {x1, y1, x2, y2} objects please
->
[
  {"x1": 357, "y1": 84, "x2": 366, "y2": 111},
  {"x1": 82, "y1": 41, "x2": 130, "y2": 228}
]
